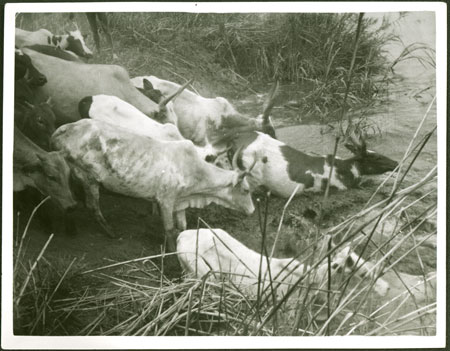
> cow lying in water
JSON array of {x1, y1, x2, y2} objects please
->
[
  {"x1": 16, "y1": 27, "x2": 93, "y2": 59},
  {"x1": 51, "y1": 119, "x2": 255, "y2": 250},
  {"x1": 14, "y1": 126, "x2": 76, "y2": 211},
  {"x1": 21, "y1": 48, "x2": 161, "y2": 126},
  {"x1": 177, "y1": 228, "x2": 390, "y2": 298},
  {"x1": 230, "y1": 131, "x2": 398, "y2": 198}
]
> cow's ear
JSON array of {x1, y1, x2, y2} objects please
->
[
  {"x1": 143, "y1": 79, "x2": 154, "y2": 91},
  {"x1": 344, "y1": 142, "x2": 360, "y2": 155}
]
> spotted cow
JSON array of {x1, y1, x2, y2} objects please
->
[
  {"x1": 16, "y1": 27, "x2": 93, "y2": 59},
  {"x1": 230, "y1": 131, "x2": 399, "y2": 198}
]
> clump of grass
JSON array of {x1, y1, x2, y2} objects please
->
[{"x1": 13, "y1": 197, "x2": 83, "y2": 335}]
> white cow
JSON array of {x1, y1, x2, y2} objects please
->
[
  {"x1": 177, "y1": 228, "x2": 390, "y2": 298},
  {"x1": 78, "y1": 94, "x2": 214, "y2": 161},
  {"x1": 51, "y1": 119, "x2": 256, "y2": 250},
  {"x1": 131, "y1": 76, "x2": 276, "y2": 149}
]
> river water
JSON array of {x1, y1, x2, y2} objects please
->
[{"x1": 277, "y1": 12, "x2": 437, "y2": 181}]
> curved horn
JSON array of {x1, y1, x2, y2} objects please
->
[
  {"x1": 261, "y1": 80, "x2": 279, "y2": 124},
  {"x1": 159, "y1": 78, "x2": 194, "y2": 107},
  {"x1": 231, "y1": 145, "x2": 243, "y2": 170}
]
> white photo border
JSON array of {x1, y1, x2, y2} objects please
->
[{"x1": 3, "y1": 2, "x2": 446, "y2": 349}]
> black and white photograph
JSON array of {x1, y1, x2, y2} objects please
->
[{"x1": 2, "y1": 2, "x2": 446, "y2": 349}]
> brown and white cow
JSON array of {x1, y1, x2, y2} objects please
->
[
  {"x1": 16, "y1": 27, "x2": 93, "y2": 59},
  {"x1": 21, "y1": 48, "x2": 161, "y2": 127},
  {"x1": 177, "y1": 228, "x2": 390, "y2": 298},
  {"x1": 51, "y1": 119, "x2": 255, "y2": 250},
  {"x1": 14, "y1": 126, "x2": 76, "y2": 211},
  {"x1": 230, "y1": 131, "x2": 399, "y2": 198}
]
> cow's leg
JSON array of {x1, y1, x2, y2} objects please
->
[
  {"x1": 73, "y1": 168, "x2": 116, "y2": 238},
  {"x1": 175, "y1": 210, "x2": 187, "y2": 230},
  {"x1": 97, "y1": 14, "x2": 113, "y2": 49},
  {"x1": 151, "y1": 202, "x2": 160, "y2": 216},
  {"x1": 159, "y1": 203, "x2": 177, "y2": 252},
  {"x1": 86, "y1": 13, "x2": 100, "y2": 51}
]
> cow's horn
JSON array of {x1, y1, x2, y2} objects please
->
[
  {"x1": 261, "y1": 80, "x2": 279, "y2": 124},
  {"x1": 159, "y1": 78, "x2": 194, "y2": 107},
  {"x1": 231, "y1": 145, "x2": 244, "y2": 170}
]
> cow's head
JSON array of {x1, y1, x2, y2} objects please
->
[
  {"x1": 15, "y1": 49, "x2": 47, "y2": 86},
  {"x1": 17, "y1": 98, "x2": 56, "y2": 150},
  {"x1": 65, "y1": 28, "x2": 93, "y2": 59},
  {"x1": 222, "y1": 150, "x2": 257, "y2": 215},
  {"x1": 344, "y1": 132, "x2": 398, "y2": 175},
  {"x1": 316, "y1": 246, "x2": 390, "y2": 296},
  {"x1": 215, "y1": 96, "x2": 239, "y2": 117},
  {"x1": 156, "y1": 78, "x2": 194, "y2": 123},
  {"x1": 139, "y1": 78, "x2": 163, "y2": 103},
  {"x1": 24, "y1": 152, "x2": 77, "y2": 210},
  {"x1": 222, "y1": 171, "x2": 255, "y2": 215}
]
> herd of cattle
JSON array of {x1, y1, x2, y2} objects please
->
[{"x1": 13, "y1": 21, "x2": 399, "y2": 297}]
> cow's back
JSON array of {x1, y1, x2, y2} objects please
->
[
  {"x1": 52, "y1": 119, "x2": 198, "y2": 199},
  {"x1": 16, "y1": 28, "x2": 52, "y2": 48},
  {"x1": 22, "y1": 49, "x2": 159, "y2": 126}
]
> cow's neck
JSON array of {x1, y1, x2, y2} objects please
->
[
  {"x1": 54, "y1": 35, "x2": 70, "y2": 49},
  {"x1": 332, "y1": 157, "x2": 362, "y2": 188},
  {"x1": 197, "y1": 164, "x2": 237, "y2": 193},
  {"x1": 220, "y1": 114, "x2": 259, "y2": 130},
  {"x1": 14, "y1": 129, "x2": 42, "y2": 167}
]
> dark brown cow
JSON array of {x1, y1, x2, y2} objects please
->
[
  {"x1": 15, "y1": 49, "x2": 47, "y2": 85},
  {"x1": 14, "y1": 126, "x2": 76, "y2": 211},
  {"x1": 21, "y1": 48, "x2": 161, "y2": 127}
]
